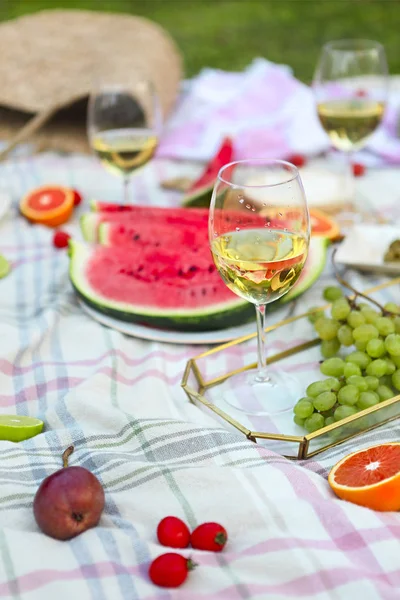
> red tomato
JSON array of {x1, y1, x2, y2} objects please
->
[
  {"x1": 149, "y1": 553, "x2": 195, "y2": 588},
  {"x1": 157, "y1": 516, "x2": 190, "y2": 548},
  {"x1": 72, "y1": 190, "x2": 83, "y2": 206},
  {"x1": 286, "y1": 153, "x2": 306, "y2": 168},
  {"x1": 53, "y1": 230, "x2": 71, "y2": 249},
  {"x1": 190, "y1": 522, "x2": 228, "y2": 552},
  {"x1": 352, "y1": 163, "x2": 366, "y2": 177}
]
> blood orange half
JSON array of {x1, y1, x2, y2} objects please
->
[
  {"x1": 20, "y1": 185, "x2": 75, "y2": 227},
  {"x1": 309, "y1": 208, "x2": 341, "y2": 241},
  {"x1": 328, "y1": 442, "x2": 400, "y2": 511}
]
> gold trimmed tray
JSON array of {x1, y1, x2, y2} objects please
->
[{"x1": 182, "y1": 278, "x2": 400, "y2": 459}]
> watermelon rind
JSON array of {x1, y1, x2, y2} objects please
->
[
  {"x1": 69, "y1": 241, "x2": 254, "y2": 332},
  {"x1": 182, "y1": 185, "x2": 213, "y2": 208},
  {"x1": 80, "y1": 214, "x2": 99, "y2": 243}
]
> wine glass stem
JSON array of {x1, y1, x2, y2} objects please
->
[
  {"x1": 344, "y1": 151, "x2": 355, "y2": 205},
  {"x1": 255, "y1": 303, "x2": 269, "y2": 382},
  {"x1": 123, "y1": 176, "x2": 130, "y2": 206}
]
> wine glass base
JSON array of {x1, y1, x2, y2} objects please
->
[{"x1": 220, "y1": 368, "x2": 302, "y2": 416}]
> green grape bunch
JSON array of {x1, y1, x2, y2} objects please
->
[{"x1": 295, "y1": 286, "x2": 400, "y2": 433}]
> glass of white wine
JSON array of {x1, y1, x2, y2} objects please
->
[
  {"x1": 209, "y1": 159, "x2": 310, "y2": 416},
  {"x1": 88, "y1": 76, "x2": 161, "y2": 205},
  {"x1": 313, "y1": 39, "x2": 388, "y2": 210}
]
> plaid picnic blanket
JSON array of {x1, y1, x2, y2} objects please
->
[{"x1": 0, "y1": 151, "x2": 400, "y2": 600}]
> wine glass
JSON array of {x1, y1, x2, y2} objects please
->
[
  {"x1": 88, "y1": 76, "x2": 161, "y2": 205},
  {"x1": 313, "y1": 39, "x2": 388, "y2": 211},
  {"x1": 209, "y1": 159, "x2": 310, "y2": 416}
]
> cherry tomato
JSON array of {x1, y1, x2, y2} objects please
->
[
  {"x1": 352, "y1": 162, "x2": 366, "y2": 177},
  {"x1": 149, "y1": 553, "x2": 195, "y2": 588},
  {"x1": 286, "y1": 153, "x2": 306, "y2": 168},
  {"x1": 190, "y1": 522, "x2": 228, "y2": 552},
  {"x1": 72, "y1": 190, "x2": 83, "y2": 207},
  {"x1": 53, "y1": 230, "x2": 71, "y2": 249},
  {"x1": 157, "y1": 516, "x2": 190, "y2": 548}
]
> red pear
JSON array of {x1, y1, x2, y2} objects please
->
[{"x1": 33, "y1": 446, "x2": 105, "y2": 540}]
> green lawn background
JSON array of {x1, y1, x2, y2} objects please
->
[{"x1": 0, "y1": 0, "x2": 399, "y2": 80}]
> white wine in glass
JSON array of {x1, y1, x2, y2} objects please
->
[
  {"x1": 209, "y1": 159, "x2": 310, "y2": 416},
  {"x1": 88, "y1": 78, "x2": 161, "y2": 205},
  {"x1": 313, "y1": 39, "x2": 388, "y2": 207}
]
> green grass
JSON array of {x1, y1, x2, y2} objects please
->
[{"x1": 1, "y1": 0, "x2": 400, "y2": 80}]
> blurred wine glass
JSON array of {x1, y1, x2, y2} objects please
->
[
  {"x1": 88, "y1": 76, "x2": 161, "y2": 205},
  {"x1": 209, "y1": 159, "x2": 310, "y2": 416},
  {"x1": 313, "y1": 39, "x2": 388, "y2": 210}
]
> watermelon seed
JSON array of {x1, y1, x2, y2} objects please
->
[
  {"x1": 202, "y1": 288, "x2": 207, "y2": 296},
  {"x1": 138, "y1": 265, "x2": 143, "y2": 272},
  {"x1": 188, "y1": 266, "x2": 198, "y2": 272},
  {"x1": 133, "y1": 234, "x2": 140, "y2": 241},
  {"x1": 178, "y1": 269, "x2": 183, "y2": 276},
  {"x1": 208, "y1": 265, "x2": 214, "y2": 273}
]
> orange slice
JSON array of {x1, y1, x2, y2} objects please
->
[
  {"x1": 20, "y1": 185, "x2": 75, "y2": 227},
  {"x1": 328, "y1": 442, "x2": 400, "y2": 511},
  {"x1": 310, "y1": 208, "x2": 341, "y2": 241}
]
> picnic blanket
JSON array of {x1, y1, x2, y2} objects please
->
[{"x1": 0, "y1": 150, "x2": 400, "y2": 600}]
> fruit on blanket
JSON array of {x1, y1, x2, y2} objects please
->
[
  {"x1": 149, "y1": 553, "x2": 196, "y2": 588},
  {"x1": 0, "y1": 415, "x2": 43, "y2": 442},
  {"x1": 191, "y1": 522, "x2": 228, "y2": 552},
  {"x1": 157, "y1": 516, "x2": 190, "y2": 548},
  {"x1": 309, "y1": 208, "x2": 340, "y2": 241},
  {"x1": 69, "y1": 235, "x2": 328, "y2": 331},
  {"x1": 182, "y1": 136, "x2": 234, "y2": 207},
  {"x1": 53, "y1": 230, "x2": 71, "y2": 249},
  {"x1": 20, "y1": 185, "x2": 75, "y2": 227},
  {"x1": 328, "y1": 442, "x2": 400, "y2": 511},
  {"x1": 33, "y1": 445, "x2": 105, "y2": 540}
]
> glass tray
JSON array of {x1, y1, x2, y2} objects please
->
[{"x1": 181, "y1": 278, "x2": 400, "y2": 459}]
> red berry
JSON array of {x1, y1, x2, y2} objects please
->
[
  {"x1": 53, "y1": 230, "x2": 71, "y2": 249},
  {"x1": 72, "y1": 190, "x2": 83, "y2": 207},
  {"x1": 157, "y1": 516, "x2": 190, "y2": 548},
  {"x1": 355, "y1": 89, "x2": 367, "y2": 97},
  {"x1": 190, "y1": 522, "x2": 228, "y2": 552},
  {"x1": 352, "y1": 162, "x2": 366, "y2": 177},
  {"x1": 287, "y1": 153, "x2": 306, "y2": 168},
  {"x1": 149, "y1": 553, "x2": 196, "y2": 588}
]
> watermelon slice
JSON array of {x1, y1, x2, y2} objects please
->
[{"x1": 69, "y1": 236, "x2": 328, "y2": 332}]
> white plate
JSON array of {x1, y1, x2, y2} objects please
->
[
  {"x1": 79, "y1": 301, "x2": 255, "y2": 345},
  {"x1": 335, "y1": 224, "x2": 400, "y2": 274}
]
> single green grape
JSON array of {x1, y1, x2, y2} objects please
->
[
  {"x1": 379, "y1": 374, "x2": 393, "y2": 387},
  {"x1": 331, "y1": 298, "x2": 351, "y2": 321},
  {"x1": 307, "y1": 307, "x2": 323, "y2": 324},
  {"x1": 320, "y1": 357, "x2": 345, "y2": 377},
  {"x1": 323, "y1": 286, "x2": 343, "y2": 302},
  {"x1": 375, "y1": 316, "x2": 395, "y2": 336},
  {"x1": 321, "y1": 338, "x2": 341, "y2": 359},
  {"x1": 313, "y1": 391, "x2": 337, "y2": 412},
  {"x1": 385, "y1": 358, "x2": 396, "y2": 375},
  {"x1": 293, "y1": 415, "x2": 305, "y2": 427},
  {"x1": 389, "y1": 354, "x2": 400, "y2": 368},
  {"x1": 315, "y1": 317, "x2": 340, "y2": 341},
  {"x1": 325, "y1": 416, "x2": 336, "y2": 426},
  {"x1": 365, "y1": 375, "x2": 379, "y2": 391},
  {"x1": 376, "y1": 385, "x2": 394, "y2": 402},
  {"x1": 360, "y1": 308, "x2": 381, "y2": 324},
  {"x1": 334, "y1": 405, "x2": 358, "y2": 421},
  {"x1": 384, "y1": 333, "x2": 400, "y2": 357},
  {"x1": 346, "y1": 375, "x2": 368, "y2": 392},
  {"x1": 343, "y1": 362, "x2": 361, "y2": 378},
  {"x1": 353, "y1": 324, "x2": 379, "y2": 344},
  {"x1": 337, "y1": 324, "x2": 353, "y2": 347},
  {"x1": 393, "y1": 316, "x2": 400, "y2": 334},
  {"x1": 347, "y1": 310, "x2": 366, "y2": 329},
  {"x1": 304, "y1": 413, "x2": 325, "y2": 433},
  {"x1": 366, "y1": 359, "x2": 387, "y2": 378},
  {"x1": 366, "y1": 338, "x2": 386, "y2": 358},
  {"x1": 392, "y1": 369, "x2": 400, "y2": 391},
  {"x1": 357, "y1": 391, "x2": 380, "y2": 410},
  {"x1": 384, "y1": 302, "x2": 400, "y2": 315},
  {"x1": 293, "y1": 399, "x2": 314, "y2": 418},
  {"x1": 345, "y1": 351, "x2": 371, "y2": 370},
  {"x1": 355, "y1": 339, "x2": 368, "y2": 352},
  {"x1": 326, "y1": 377, "x2": 342, "y2": 392},
  {"x1": 338, "y1": 384, "x2": 360, "y2": 406}
]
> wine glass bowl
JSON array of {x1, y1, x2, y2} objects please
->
[
  {"x1": 88, "y1": 77, "x2": 161, "y2": 204},
  {"x1": 209, "y1": 159, "x2": 310, "y2": 415}
]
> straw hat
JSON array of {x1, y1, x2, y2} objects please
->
[{"x1": 0, "y1": 9, "x2": 183, "y2": 154}]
